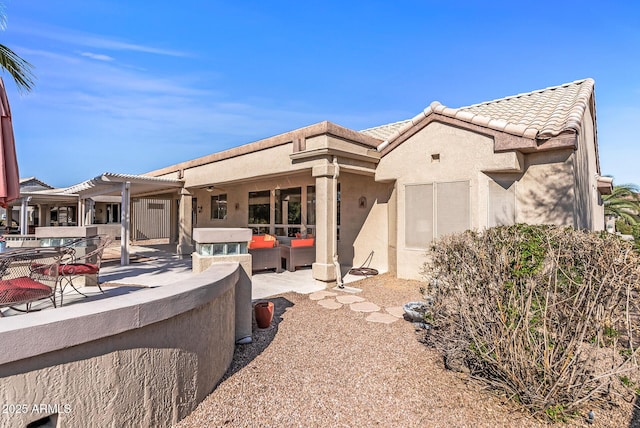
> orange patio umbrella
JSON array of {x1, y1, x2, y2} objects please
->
[{"x1": 0, "y1": 77, "x2": 20, "y2": 208}]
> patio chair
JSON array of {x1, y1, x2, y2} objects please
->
[
  {"x1": 56, "y1": 235, "x2": 113, "y2": 306},
  {"x1": 0, "y1": 248, "x2": 66, "y2": 316},
  {"x1": 281, "y1": 238, "x2": 315, "y2": 272},
  {"x1": 248, "y1": 234, "x2": 283, "y2": 273}
]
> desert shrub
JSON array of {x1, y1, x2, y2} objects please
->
[{"x1": 422, "y1": 224, "x2": 640, "y2": 421}]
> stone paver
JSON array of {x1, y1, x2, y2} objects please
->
[
  {"x1": 309, "y1": 291, "x2": 338, "y2": 301},
  {"x1": 385, "y1": 306, "x2": 405, "y2": 318},
  {"x1": 350, "y1": 301, "x2": 380, "y2": 313},
  {"x1": 318, "y1": 299, "x2": 343, "y2": 309},
  {"x1": 366, "y1": 312, "x2": 400, "y2": 324},
  {"x1": 336, "y1": 295, "x2": 366, "y2": 304}
]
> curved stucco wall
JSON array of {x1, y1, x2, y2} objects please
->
[{"x1": 0, "y1": 262, "x2": 240, "y2": 427}]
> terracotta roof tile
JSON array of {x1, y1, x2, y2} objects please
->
[{"x1": 360, "y1": 79, "x2": 595, "y2": 148}]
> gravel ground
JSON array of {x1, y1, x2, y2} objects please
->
[{"x1": 176, "y1": 273, "x2": 639, "y2": 428}]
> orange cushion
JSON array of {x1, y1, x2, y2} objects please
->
[
  {"x1": 0, "y1": 276, "x2": 52, "y2": 305},
  {"x1": 291, "y1": 238, "x2": 314, "y2": 247},
  {"x1": 249, "y1": 239, "x2": 275, "y2": 249}
]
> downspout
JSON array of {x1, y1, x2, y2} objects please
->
[{"x1": 332, "y1": 156, "x2": 343, "y2": 288}]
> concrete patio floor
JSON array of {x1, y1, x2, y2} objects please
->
[{"x1": 1, "y1": 242, "x2": 372, "y2": 317}]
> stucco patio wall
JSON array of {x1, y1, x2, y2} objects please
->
[{"x1": 0, "y1": 262, "x2": 240, "y2": 427}]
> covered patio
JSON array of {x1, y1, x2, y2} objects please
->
[{"x1": 0, "y1": 241, "x2": 368, "y2": 317}]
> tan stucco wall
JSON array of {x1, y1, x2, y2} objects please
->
[
  {"x1": 375, "y1": 120, "x2": 598, "y2": 280},
  {"x1": 0, "y1": 264, "x2": 240, "y2": 427},
  {"x1": 514, "y1": 149, "x2": 575, "y2": 225},
  {"x1": 376, "y1": 121, "x2": 522, "y2": 280},
  {"x1": 338, "y1": 172, "x2": 393, "y2": 273},
  {"x1": 180, "y1": 143, "x2": 298, "y2": 187},
  {"x1": 572, "y1": 105, "x2": 604, "y2": 230}
]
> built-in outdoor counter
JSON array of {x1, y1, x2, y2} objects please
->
[
  {"x1": 35, "y1": 226, "x2": 98, "y2": 246},
  {"x1": 0, "y1": 262, "x2": 242, "y2": 427},
  {"x1": 192, "y1": 228, "x2": 252, "y2": 345}
]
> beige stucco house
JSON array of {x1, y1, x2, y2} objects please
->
[{"x1": 141, "y1": 78, "x2": 610, "y2": 281}]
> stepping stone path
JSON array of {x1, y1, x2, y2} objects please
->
[
  {"x1": 350, "y1": 301, "x2": 380, "y2": 312},
  {"x1": 309, "y1": 290, "x2": 406, "y2": 325},
  {"x1": 336, "y1": 295, "x2": 365, "y2": 304},
  {"x1": 366, "y1": 312, "x2": 400, "y2": 324},
  {"x1": 309, "y1": 291, "x2": 338, "y2": 301},
  {"x1": 317, "y1": 299, "x2": 342, "y2": 309}
]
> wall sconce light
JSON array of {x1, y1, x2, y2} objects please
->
[
  {"x1": 359, "y1": 196, "x2": 367, "y2": 209},
  {"x1": 235, "y1": 202, "x2": 240, "y2": 210},
  {"x1": 197, "y1": 206, "x2": 203, "y2": 213}
]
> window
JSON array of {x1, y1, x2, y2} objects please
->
[
  {"x1": 275, "y1": 187, "x2": 301, "y2": 237},
  {"x1": 405, "y1": 184, "x2": 433, "y2": 248},
  {"x1": 405, "y1": 181, "x2": 469, "y2": 249},
  {"x1": 50, "y1": 206, "x2": 78, "y2": 226},
  {"x1": 211, "y1": 194, "x2": 227, "y2": 220},
  {"x1": 248, "y1": 190, "x2": 270, "y2": 233}
]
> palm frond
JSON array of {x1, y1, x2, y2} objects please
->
[
  {"x1": 0, "y1": 43, "x2": 35, "y2": 93},
  {"x1": 604, "y1": 184, "x2": 640, "y2": 226}
]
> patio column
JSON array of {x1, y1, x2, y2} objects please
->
[
  {"x1": 20, "y1": 197, "x2": 30, "y2": 235},
  {"x1": 177, "y1": 188, "x2": 194, "y2": 255},
  {"x1": 84, "y1": 199, "x2": 95, "y2": 225},
  {"x1": 311, "y1": 163, "x2": 338, "y2": 282}
]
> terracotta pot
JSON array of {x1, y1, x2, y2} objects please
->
[{"x1": 254, "y1": 301, "x2": 274, "y2": 329}]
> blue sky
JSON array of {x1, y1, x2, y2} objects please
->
[{"x1": 2, "y1": 1, "x2": 639, "y2": 188}]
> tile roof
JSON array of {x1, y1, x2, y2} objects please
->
[
  {"x1": 360, "y1": 120, "x2": 411, "y2": 141},
  {"x1": 360, "y1": 78, "x2": 595, "y2": 148}
]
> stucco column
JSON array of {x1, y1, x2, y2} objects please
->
[
  {"x1": 177, "y1": 188, "x2": 194, "y2": 255},
  {"x1": 84, "y1": 199, "x2": 95, "y2": 225},
  {"x1": 311, "y1": 163, "x2": 338, "y2": 282}
]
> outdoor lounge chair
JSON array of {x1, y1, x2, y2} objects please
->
[
  {"x1": 0, "y1": 247, "x2": 66, "y2": 316},
  {"x1": 281, "y1": 238, "x2": 315, "y2": 272},
  {"x1": 248, "y1": 234, "x2": 283, "y2": 273}
]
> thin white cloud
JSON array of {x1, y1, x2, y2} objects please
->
[
  {"x1": 10, "y1": 22, "x2": 189, "y2": 58},
  {"x1": 80, "y1": 52, "x2": 114, "y2": 62}
]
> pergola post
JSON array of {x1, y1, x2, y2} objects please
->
[{"x1": 121, "y1": 181, "x2": 131, "y2": 265}]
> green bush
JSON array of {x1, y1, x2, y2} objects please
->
[
  {"x1": 633, "y1": 224, "x2": 640, "y2": 252},
  {"x1": 422, "y1": 225, "x2": 640, "y2": 421},
  {"x1": 616, "y1": 218, "x2": 633, "y2": 235}
]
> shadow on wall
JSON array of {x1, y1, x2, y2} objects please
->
[
  {"x1": 213, "y1": 296, "x2": 294, "y2": 389},
  {"x1": 517, "y1": 161, "x2": 576, "y2": 227}
]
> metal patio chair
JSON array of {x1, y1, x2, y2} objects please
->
[
  {"x1": 56, "y1": 235, "x2": 113, "y2": 306},
  {"x1": 0, "y1": 247, "x2": 66, "y2": 316}
]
